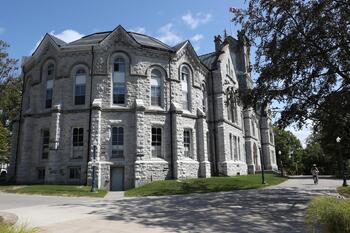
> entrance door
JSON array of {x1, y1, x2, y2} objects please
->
[{"x1": 110, "y1": 167, "x2": 124, "y2": 191}]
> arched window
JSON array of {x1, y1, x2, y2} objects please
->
[
  {"x1": 181, "y1": 66, "x2": 191, "y2": 110},
  {"x1": 45, "y1": 63, "x2": 54, "y2": 108},
  {"x1": 270, "y1": 129, "x2": 274, "y2": 144},
  {"x1": 251, "y1": 118, "x2": 256, "y2": 136},
  {"x1": 202, "y1": 84, "x2": 207, "y2": 113},
  {"x1": 113, "y1": 57, "x2": 126, "y2": 104},
  {"x1": 151, "y1": 69, "x2": 162, "y2": 106},
  {"x1": 75, "y1": 69, "x2": 86, "y2": 105},
  {"x1": 25, "y1": 77, "x2": 31, "y2": 111},
  {"x1": 227, "y1": 98, "x2": 237, "y2": 123}
]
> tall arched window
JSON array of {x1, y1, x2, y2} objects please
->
[
  {"x1": 151, "y1": 69, "x2": 162, "y2": 106},
  {"x1": 113, "y1": 57, "x2": 126, "y2": 104},
  {"x1": 75, "y1": 69, "x2": 86, "y2": 105},
  {"x1": 202, "y1": 84, "x2": 207, "y2": 113},
  {"x1": 25, "y1": 77, "x2": 31, "y2": 111},
  {"x1": 45, "y1": 63, "x2": 54, "y2": 108},
  {"x1": 251, "y1": 118, "x2": 256, "y2": 136},
  {"x1": 181, "y1": 66, "x2": 191, "y2": 110}
]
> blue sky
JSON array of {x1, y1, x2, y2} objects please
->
[{"x1": 0, "y1": 0, "x2": 311, "y2": 145}]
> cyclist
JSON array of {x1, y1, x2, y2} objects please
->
[{"x1": 311, "y1": 164, "x2": 319, "y2": 184}]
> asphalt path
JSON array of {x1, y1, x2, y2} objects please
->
[{"x1": 0, "y1": 177, "x2": 342, "y2": 233}]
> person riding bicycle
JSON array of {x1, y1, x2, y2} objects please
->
[{"x1": 311, "y1": 164, "x2": 319, "y2": 184}]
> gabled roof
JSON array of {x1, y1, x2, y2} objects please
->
[
  {"x1": 31, "y1": 33, "x2": 64, "y2": 56},
  {"x1": 172, "y1": 41, "x2": 187, "y2": 51},
  {"x1": 199, "y1": 52, "x2": 219, "y2": 70},
  {"x1": 65, "y1": 25, "x2": 176, "y2": 52},
  {"x1": 50, "y1": 35, "x2": 67, "y2": 46}
]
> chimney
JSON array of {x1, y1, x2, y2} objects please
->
[{"x1": 214, "y1": 35, "x2": 222, "y2": 51}]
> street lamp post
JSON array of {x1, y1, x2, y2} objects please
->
[
  {"x1": 259, "y1": 147, "x2": 266, "y2": 184},
  {"x1": 336, "y1": 137, "x2": 347, "y2": 187},
  {"x1": 91, "y1": 145, "x2": 97, "y2": 192},
  {"x1": 278, "y1": 150, "x2": 283, "y2": 176}
]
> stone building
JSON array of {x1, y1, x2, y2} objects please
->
[{"x1": 8, "y1": 25, "x2": 277, "y2": 190}]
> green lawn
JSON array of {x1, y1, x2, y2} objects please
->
[
  {"x1": 0, "y1": 185, "x2": 107, "y2": 198},
  {"x1": 125, "y1": 173, "x2": 287, "y2": 197},
  {"x1": 337, "y1": 186, "x2": 350, "y2": 198}
]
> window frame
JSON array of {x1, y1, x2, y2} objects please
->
[
  {"x1": 180, "y1": 65, "x2": 192, "y2": 111},
  {"x1": 151, "y1": 126, "x2": 163, "y2": 158},
  {"x1": 37, "y1": 167, "x2": 45, "y2": 181},
  {"x1": 44, "y1": 63, "x2": 55, "y2": 109},
  {"x1": 111, "y1": 126, "x2": 124, "y2": 158},
  {"x1": 74, "y1": 68, "x2": 87, "y2": 105},
  {"x1": 68, "y1": 166, "x2": 81, "y2": 180},
  {"x1": 41, "y1": 129, "x2": 50, "y2": 160},
  {"x1": 112, "y1": 57, "x2": 127, "y2": 105},
  {"x1": 183, "y1": 129, "x2": 192, "y2": 158},
  {"x1": 71, "y1": 127, "x2": 84, "y2": 159},
  {"x1": 150, "y1": 69, "x2": 163, "y2": 107}
]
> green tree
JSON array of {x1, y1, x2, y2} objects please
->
[
  {"x1": 0, "y1": 121, "x2": 10, "y2": 163},
  {"x1": 301, "y1": 133, "x2": 333, "y2": 175},
  {"x1": 231, "y1": 1, "x2": 350, "y2": 128},
  {"x1": 273, "y1": 126, "x2": 303, "y2": 175},
  {"x1": 0, "y1": 40, "x2": 19, "y2": 163}
]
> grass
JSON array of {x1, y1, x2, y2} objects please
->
[
  {"x1": 125, "y1": 173, "x2": 287, "y2": 197},
  {"x1": 306, "y1": 196, "x2": 350, "y2": 233},
  {"x1": 337, "y1": 186, "x2": 350, "y2": 198},
  {"x1": 0, "y1": 185, "x2": 107, "y2": 198},
  {"x1": 0, "y1": 223, "x2": 38, "y2": 233}
]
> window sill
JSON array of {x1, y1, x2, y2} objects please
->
[
  {"x1": 110, "y1": 157, "x2": 125, "y2": 160},
  {"x1": 148, "y1": 106, "x2": 165, "y2": 112}
]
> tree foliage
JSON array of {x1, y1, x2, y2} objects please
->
[
  {"x1": 231, "y1": 0, "x2": 350, "y2": 128},
  {"x1": 0, "y1": 40, "x2": 17, "y2": 84},
  {"x1": 0, "y1": 121, "x2": 9, "y2": 163},
  {"x1": 273, "y1": 126, "x2": 303, "y2": 174},
  {"x1": 0, "y1": 40, "x2": 19, "y2": 163}
]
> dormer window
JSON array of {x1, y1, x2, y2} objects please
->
[
  {"x1": 113, "y1": 58, "x2": 126, "y2": 105},
  {"x1": 74, "y1": 69, "x2": 86, "y2": 105},
  {"x1": 45, "y1": 63, "x2": 54, "y2": 108}
]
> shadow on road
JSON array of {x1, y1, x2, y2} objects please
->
[{"x1": 54, "y1": 187, "x2": 333, "y2": 233}]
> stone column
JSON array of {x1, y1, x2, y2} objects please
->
[
  {"x1": 196, "y1": 109, "x2": 211, "y2": 178},
  {"x1": 244, "y1": 109, "x2": 255, "y2": 174},
  {"x1": 171, "y1": 103, "x2": 183, "y2": 179},
  {"x1": 134, "y1": 99, "x2": 146, "y2": 187},
  {"x1": 47, "y1": 104, "x2": 61, "y2": 183},
  {"x1": 88, "y1": 99, "x2": 102, "y2": 187}
]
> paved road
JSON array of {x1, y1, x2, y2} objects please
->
[{"x1": 0, "y1": 177, "x2": 343, "y2": 233}]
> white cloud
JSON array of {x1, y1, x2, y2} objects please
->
[
  {"x1": 182, "y1": 12, "x2": 212, "y2": 29},
  {"x1": 190, "y1": 34, "x2": 204, "y2": 42},
  {"x1": 50, "y1": 29, "x2": 84, "y2": 43},
  {"x1": 130, "y1": 27, "x2": 146, "y2": 34},
  {"x1": 157, "y1": 23, "x2": 182, "y2": 45},
  {"x1": 0, "y1": 27, "x2": 5, "y2": 34},
  {"x1": 30, "y1": 29, "x2": 84, "y2": 55}
]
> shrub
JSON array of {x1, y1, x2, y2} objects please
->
[
  {"x1": 306, "y1": 197, "x2": 350, "y2": 233},
  {"x1": 0, "y1": 223, "x2": 38, "y2": 233}
]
